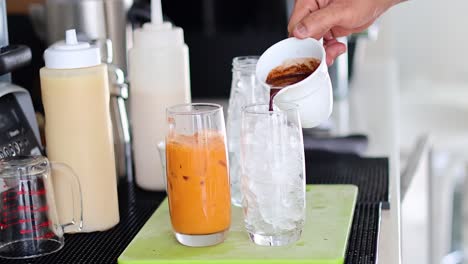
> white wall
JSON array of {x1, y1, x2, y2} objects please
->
[
  {"x1": 361, "y1": 2, "x2": 468, "y2": 264},
  {"x1": 388, "y1": 0, "x2": 468, "y2": 83},
  {"x1": 382, "y1": 1, "x2": 468, "y2": 263}
]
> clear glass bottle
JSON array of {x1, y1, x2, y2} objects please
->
[{"x1": 227, "y1": 56, "x2": 268, "y2": 207}]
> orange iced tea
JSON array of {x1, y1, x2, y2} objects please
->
[{"x1": 166, "y1": 131, "x2": 231, "y2": 235}]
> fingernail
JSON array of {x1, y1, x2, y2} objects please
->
[{"x1": 294, "y1": 23, "x2": 308, "y2": 37}]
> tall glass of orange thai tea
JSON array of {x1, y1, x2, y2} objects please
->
[{"x1": 165, "y1": 103, "x2": 231, "y2": 247}]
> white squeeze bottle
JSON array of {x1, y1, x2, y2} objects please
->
[
  {"x1": 40, "y1": 29, "x2": 119, "y2": 232},
  {"x1": 129, "y1": 0, "x2": 191, "y2": 190}
]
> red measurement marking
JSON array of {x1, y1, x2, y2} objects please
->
[
  {"x1": 2, "y1": 194, "x2": 24, "y2": 201},
  {"x1": 3, "y1": 189, "x2": 17, "y2": 194},
  {"x1": 0, "y1": 218, "x2": 33, "y2": 229},
  {"x1": 34, "y1": 232, "x2": 55, "y2": 240},
  {"x1": 1, "y1": 215, "x2": 18, "y2": 223},
  {"x1": 3, "y1": 205, "x2": 48, "y2": 215},
  {"x1": 1, "y1": 189, "x2": 46, "y2": 201},
  {"x1": 3, "y1": 212, "x2": 10, "y2": 217},
  {"x1": 17, "y1": 205, "x2": 48, "y2": 212},
  {"x1": 3, "y1": 203, "x2": 15, "y2": 210},
  {"x1": 19, "y1": 221, "x2": 51, "y2": 234},
  {"x1": 0, "y1": 219, "x2": 32, "y2": 229},
  {"x1": 19, "y1": 219, "x2": 31, "y2": 224},
  {"x1": 3, "y1": 197, "x2": 17, "y2": 202},
  {"x1": 2, "y1": 189, "x2": 17, "y2": 198},
  {"x1": 17, "y1": 189, "x2": 46, "y2": 196}
]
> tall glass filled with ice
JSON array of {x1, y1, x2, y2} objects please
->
[{"x1": 240, "y1": 103, "x2": 306, "y2": 246}]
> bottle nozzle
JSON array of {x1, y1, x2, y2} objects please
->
[
  {"x1": 44, "y1": 29, "x2": 100, "y2": 69},
  {"x1": 151, "y1": 0, "x2": 163, "y2": 25},
  {"x1": 65, "y1": 29, "x2": 78, "y2": 45}
]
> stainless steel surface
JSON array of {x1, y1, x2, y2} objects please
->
[
  {"x1": 44, "y1": 0, "x2": 130, "y2": 73},
  {"x1": 0, "y1": 0, "x2": 9, "y2": 82},
  {"x1": 103, "y1": 0, "x2": 129, "y2": 73},
  {"x1": 0, "y1": 0, "x2": 8, "y2": 48},
  {"x1": 91, "y1": 38, "x2": 114, "y2": 64},
  {"x1": 45, "y1": 0, "x2": 106, "y2": 43},
  {"x1": 108, "y1": 64, "x2": 132, "y2": 181},
  {"x1": 95, "y1": 38, "x2": 132, "y2": 181}
]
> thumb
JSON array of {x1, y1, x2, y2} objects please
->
[{"x1": 292, "y1": 5, "x2": 343, "y2": 40}]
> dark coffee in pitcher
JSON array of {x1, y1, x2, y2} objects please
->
[{"x1": 266, "y1": 57, "x2": 320, "y2": 110}]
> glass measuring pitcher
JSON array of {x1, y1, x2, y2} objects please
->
[{"x1": 0, "y1": 156, "x2": 82, "y2": 259}]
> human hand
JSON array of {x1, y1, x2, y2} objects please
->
[{"x1": 288, "y1": 0, "x2": 404, "y2": 65}]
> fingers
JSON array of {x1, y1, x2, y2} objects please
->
[
  {"x1": 324, "y1": 39, "x2": 346, "y2": 66},
  {"x1": 287, "y1": 0, "x2": 320, "y2": 36},
  {"x1": 292, "y1": 4, "x2": 344, "y2": 39},
  {"x1": 330, "y1": 20, "x2": 375, "y2": 38}
]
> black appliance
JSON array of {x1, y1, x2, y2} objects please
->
[{"x1": 0, "y1": 0, "x2": 42, "y2": 157}]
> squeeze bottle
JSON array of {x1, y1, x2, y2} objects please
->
[
  {"x1": 129, "y1": 0, "x2": 191, "y2": 190},
  {"x1": 40, "y1": 29, "x2": 119, "y2": 232}
]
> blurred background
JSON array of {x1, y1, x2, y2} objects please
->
[{"x1": 5, "y1": 0, "x2": 468, "y2": 263}]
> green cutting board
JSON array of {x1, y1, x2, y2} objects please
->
[{"x1": 119, "y1": 185, "x2": 357, "y2": 264}]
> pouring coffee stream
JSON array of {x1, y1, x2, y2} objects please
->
[{"x1": 266, "y1": 57, "x2": 321, "y2": 111}]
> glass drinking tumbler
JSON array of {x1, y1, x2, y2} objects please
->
[
  {"x1": 227, "y1": 56, "x2": 269, "y2": 207},
  {"x1": 240, "y1": 103, "x2": 306, "y2": 246},
  {"x1": 166, "y1": 103, "x2": 231, "y2": 247},
  {"x1": 0, "y1": 156, "x2": 82, "y2": 259}
]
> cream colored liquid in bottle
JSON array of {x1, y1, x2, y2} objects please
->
[{"x1": 40, "y1": 29, "x2": 119, "y2": 232}]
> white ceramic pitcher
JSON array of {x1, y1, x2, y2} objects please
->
[{"x1": 256, "y1": 38, "x2": 333, "y2": 128}]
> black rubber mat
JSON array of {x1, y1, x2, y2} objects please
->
[
  {"x1": 305, "y1": 150, "x2": 389, "y2": 205},
  {"x1": 345, "y1": 203, "x2": 382, "y2": 264},
  {"x1": 2, "y1": 182, "x2": 166, "y2": 264},
  {"x1": 3, "y1": 150, "x2": 388, "y2": 264},
  {"x1": 305, "y1": 150, "x2": 389, "y2": 264}
]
